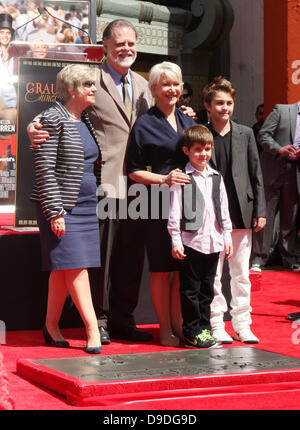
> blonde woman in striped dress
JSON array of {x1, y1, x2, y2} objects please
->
[{"x1": 31, "y1": 64, "x2": 102, "y2": 354}]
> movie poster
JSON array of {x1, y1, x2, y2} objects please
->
[
  {"x1": 0, "y1": 22, "x2": 17, "y2": 209},
  {"x1": 15, "y1": 55, "x2": 102, "y2": 227},
  {"x1": 0, "y1": 82, "x2": 17, "y2": 208}
]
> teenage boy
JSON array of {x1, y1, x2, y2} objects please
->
[
  {"x1": 203, "y1": 76, "x2": 266, "y2": 344},
  {"x1": 168, "y1": 124, "x2": 233, "y2": 349}
]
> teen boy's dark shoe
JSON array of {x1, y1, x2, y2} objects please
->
[
  {"x1": 184, "y1": 329, "x2": 222, "y2": 349},
  {"x1": 109, "y1": 325, "x2": 153, "y2": 342}
]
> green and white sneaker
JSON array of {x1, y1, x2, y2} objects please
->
[{"x1": 184, "y1": 329, "x2": 222, "y2": 349}]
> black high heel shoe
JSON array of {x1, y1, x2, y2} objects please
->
[
  {"x1": 43, "y1": 325, "x2": 70, "y2": 348},
  {"x1": 85, "y1": 344, "x2": 102, "y2": 354}
]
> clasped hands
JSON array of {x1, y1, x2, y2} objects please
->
[{"x1": 278, "y1": 145, "x2": 300, "y2": 158}]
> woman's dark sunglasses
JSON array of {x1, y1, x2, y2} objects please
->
[{"x1": 83, "y1": 81, "x2": 96, "y2": 88}]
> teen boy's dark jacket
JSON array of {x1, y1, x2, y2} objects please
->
[
  {"x1": 209, "y1": 120, "x2": 266, "y2": 229},
  {"x1": 30, "y1": 101, "x2": 102, "y2": 221}
]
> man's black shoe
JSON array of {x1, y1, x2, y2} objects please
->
[
  {"x1": 99, "y1": 326, "x2": 111, "y2": 345},
  {"x1": 287, "y1": 312, "x2": 300, "y2": 321},
  {"x1": 109, "y1": 326, "x2": 153, "y2": 342}
]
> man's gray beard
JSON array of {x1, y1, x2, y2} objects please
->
[{"x1": 117, "y1": 55, "x2": 137, "y2": 69}]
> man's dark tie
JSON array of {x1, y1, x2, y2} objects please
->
[{"x1": 121, "y1": 75, "x2": 132, "y2": 119}]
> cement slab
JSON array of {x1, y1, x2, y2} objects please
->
[{"x1": 33, "y1": 347, "x2": 300, "y2": 383}]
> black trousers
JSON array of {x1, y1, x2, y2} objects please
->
[
  {"x1": 179, "y1": 245, "x2": 220, "y2": 338},
  {"x1": 90, "y1": 198, "x2": 145, "y2": 330}
]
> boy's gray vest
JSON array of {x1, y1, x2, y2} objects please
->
[{"x1": 181, "y1": 171, "x2": 223, "y2": 233}]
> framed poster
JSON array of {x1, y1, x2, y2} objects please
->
[{"x1": 14, "y1": 50, "x2": 103, "y2": 227}]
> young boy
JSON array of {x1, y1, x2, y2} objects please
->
[
  {"x1": 168, "y1": 124, "x2": 233, "y2": 349},
  {"x1": 203, "y1": 76, "x2": 266, "y2": 344}
]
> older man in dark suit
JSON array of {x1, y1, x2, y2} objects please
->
[{"x1": 250, "y1": 103, "x2": 300, "y2": 272}]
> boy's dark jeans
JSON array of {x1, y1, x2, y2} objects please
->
[{"x1": 179, "y1": 246, "x2": 220, "y2": 339}]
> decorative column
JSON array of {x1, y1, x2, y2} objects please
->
[{"x1": 264, "y1": 0, "x2": 300, "y2": 115}]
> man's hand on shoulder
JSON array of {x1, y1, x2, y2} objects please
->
[
  {"x1": 27, "y1": 122, "x2": 49, "y2": 149},
  {"x1": 180, "y1": 105, "x2": 197, "y2": 119}
]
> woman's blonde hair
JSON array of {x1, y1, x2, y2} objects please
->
[
  {"x1": 56, "y1": 64, "x2": 97, "y2": 102},
  {"x1": 148, "y1": 61, "x2": 183, "y2": 92}
]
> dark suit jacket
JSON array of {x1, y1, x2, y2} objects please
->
[
  {"x1": 209, "y1": 121, "x2": 266, "y2": 229},
  {"x1": 87, "y1": 62, "x2": 153, "y2": 198},
  {"x1": 258, "y1": 103, "x2": 300, "y2": 194},
  {"x1": 31, "y1": 101, "x2": 101, "y2": 221}
]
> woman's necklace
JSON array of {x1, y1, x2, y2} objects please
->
[
  {"x1": 68, "y1": 112, "x2": 81, "y2": 122},
  {"x1": 64, "y1": 104, "x2": 82, "y2": 121}
]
